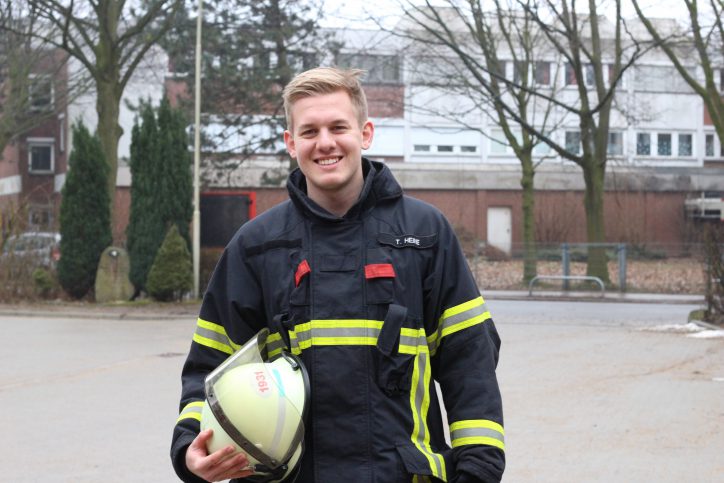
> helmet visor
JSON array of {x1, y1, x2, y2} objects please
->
[{"x1": 204, "y1": 329, "x2": 307, "y2": 470}]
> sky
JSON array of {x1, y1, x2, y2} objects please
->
[{"x1": 321, "y1": 0, "x2": 694, "y2": 30}]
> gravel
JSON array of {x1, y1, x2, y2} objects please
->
[{"x1": 473, "y1": 258, "x2": 706, "y2": 294}]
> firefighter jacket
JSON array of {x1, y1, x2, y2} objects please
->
[{"x1": 172, "y1": 159, "x2": 505, "y2": 483}]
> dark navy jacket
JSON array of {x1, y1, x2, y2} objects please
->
[{"x1": 171, "y1": 159, "x2": 505, "y2": 482}]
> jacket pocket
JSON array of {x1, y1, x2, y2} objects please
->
[
  {"x1": 366, "y1": 247, "x2": 395, "y2": 304},
  {"x1": 395, "y1": 443, "x2": 446, "y2": 482},
  {"x1": 376, "y1": 304, "x2": 415, "y2": 396}
]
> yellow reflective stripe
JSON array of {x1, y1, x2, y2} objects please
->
[
  {"x1": 428, "y1": 296, "x2": 491, "y2": 355},
  {"x1": 192, "y1": 333, "x2": 234, "y2": 355},
  {"x1": 193, "y1": 318, "x2": 240, "y2": 354},
  {"x1": 440, "y1": 296, "x2": 483, "y2": 320},
  {"x1": 450, "y1": 419, "x2": 505, "y2": 451},
  {"x1": 450, "y1": 419, "x2": 504, "y2": 434},
  {"x1": 177, "y1": 401, "x2": 204, "y2": 423},
  {"x1": 453, "y1": 436, "x2": 505, "y2": 450},
  {"x1": 409, "y1": 328, "x2": 447, "y2": 480},
  {"x1": 288, "y1": 320, "x2": 384, "y2": 352},
  {"x1": 266, "y1": 332, "x2": 285, "y2": 358}
]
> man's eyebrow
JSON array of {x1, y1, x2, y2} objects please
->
[{"x1": 296, "y1": 119, "x2": 351, "y2": 131}]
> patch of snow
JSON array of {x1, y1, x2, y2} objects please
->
[
  {"x1": 687, "y1": 330, "x2": 724, "y2": 339},
  {"x1": 638, "y1": 323, "x2": 704, "y2": 333}
]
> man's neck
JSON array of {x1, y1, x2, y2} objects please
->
[{"x1": 307, "y1": 183, "x2": 362, "y2": 217}]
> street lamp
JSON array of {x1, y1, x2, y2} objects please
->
[{"x1": 192, "y1": 0, "x2": 203, "y2": 299}]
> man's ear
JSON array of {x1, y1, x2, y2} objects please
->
[
  {"x1": 284, "y1": 130, "x2": 296, "y2": 158},
  {"x1": 361, "y1": 120, "x2": 374, "y2": 150}
]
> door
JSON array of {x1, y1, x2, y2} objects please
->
[{"x1": 487, "y1": 207, "x2": 512, "y2": 256}]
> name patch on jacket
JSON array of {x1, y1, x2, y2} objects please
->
[{"x1": 378, "y1": 233, "x2": 437, "y2": 249}]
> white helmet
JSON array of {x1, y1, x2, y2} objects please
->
[{"x1": 200, "y1": 328, "x2": 309, "y2": 482}]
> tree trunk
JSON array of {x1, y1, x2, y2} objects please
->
[
  {"x1": 95, "y1": 78, "x2": 123, "y2": 228},
  {"x1": 582, "y1": 158, "x2": 610, "y2": 284},
  {"x1": 520, "y1": 153, "x2": 537, "y2": 283}
]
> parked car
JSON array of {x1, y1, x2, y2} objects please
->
[{"x1": 1, "y1": 232, "x2": 61, "y2": 268}]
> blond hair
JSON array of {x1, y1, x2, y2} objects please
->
[{"x1": 283, "y1": 67, "x2": 368, "y2": 130}]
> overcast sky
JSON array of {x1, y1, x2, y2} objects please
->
[{"x1": 321, "y1": 0, "x2": 693, "y2": 30}]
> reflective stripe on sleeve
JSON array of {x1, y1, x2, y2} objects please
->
[
  {"x1": 428, "y1": 296, "x2": 491, "y2": 355},
  {"x1": 192, "y1": 318, "x2": 241, "y2": 355},
  {"x1": 177, "y1": 401, "x2": 204, "y2": 423},
  {"x1": 409, "y1": 328, "x2": 447, "y2": 480},
  {"x1": 450, "y1": 419, "x2": 505, "y2": 451}
]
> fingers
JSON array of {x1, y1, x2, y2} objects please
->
[{"x1": 186, "y1": 430, "x2": 254, "y2": 482}]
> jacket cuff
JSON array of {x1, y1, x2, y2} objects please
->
[{"x1": 171, "y1": 433, "x2": 209, "y2": 483}]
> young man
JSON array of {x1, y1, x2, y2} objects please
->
[{"x1": 171, "y1": 67, "x2": 505, "y2": 482}]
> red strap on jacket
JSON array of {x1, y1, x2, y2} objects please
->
[
  {"x1": 295, "y1": 260, "x2": 311, "y2": 287},
  {"x1": 365, "y1": 263, "x2": 396, "y2": 279}
]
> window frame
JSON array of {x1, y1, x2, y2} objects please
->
[
  {"x1": 28, "y1": 74, "x2": 54, "y2": 111},
  {"x1": 27, "y1": 138, "x2": 55, "y2": 174}
]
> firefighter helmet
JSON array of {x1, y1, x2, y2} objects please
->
[{"x1": 200, "y1": 328, "x2": 309, "y2": 482}]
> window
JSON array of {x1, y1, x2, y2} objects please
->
[
  {"x1": 565, "y1": 131, "x2": 581, "y2": 154},
  {"x1": 338, "y1": 54, "x2": 400, "y2": 84},
  {"x1": 28, "y1": 139, "x2": 54, "y2": 173},
  {"x1": 461, "y1": 145, "x2": 477, "y2": 153},
  {"x1": 636, "y1": 133, "x2": 651, "y2": 155},
  {"x1": 705, "y1": 134, "x2": 715, "y2": 157},
  {"x1": 657, "y1": 133, "x2": 672, "y2": 156},
  {"x1": 513, "y1": 61, "x2": 528, "y2": 85},
  {"x1": 607, "y1": 64, "x2": 624, "y2": 87},
  {"x1": 565, "y1": 63, "x2": 594, "y2": 86},
  {"x1": 29, "y1": 206, "x2": 52, "y2": 229},
  {"x1": 535, "y1": 61, "x2": 551, "y2": 85},
  {"x1": 413, "y1": 144, "x2": 431, "y2": 152},
  {"x1": 437, "y1": 145, "x2": 454, "y2": 153},
  {"x1": 490, "y1": 130, "x2": 509, "y2": 154},
  {"x1": 607, "y1": 131, "x2": 623, "y2": 156},
  {"x1": 678, "y1": 133, "x2": 693, "y2": 156},
  {"x1": 29, "y1": 75, "x2": 53, "y2": 111},
  {"x1": 58, "y1": 117, "x2": 65, "y2": 152}
]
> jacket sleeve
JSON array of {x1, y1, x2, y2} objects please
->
[
  {"x1": 170, "y1": 234, "x2": 266, "y2": 482},
  {"x1": 423, "y1": 217, "x2": 505, "y2": 483}
]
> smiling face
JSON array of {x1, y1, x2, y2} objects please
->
[{"x1": 284, "y1": 90, "x2": 374, "y2": 215}]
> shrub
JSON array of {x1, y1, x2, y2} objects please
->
[
  {"x1": 57, "y1": 122, "x2": 112, "y2": 299},
  {"x1": 147, "y1": 224, "x2": 192, "y2": 301},
  {"x1": 33, "y1": 268, "x2": 58, "y2": 299}
]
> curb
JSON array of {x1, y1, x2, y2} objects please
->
[{"x1": 484, "y1": 290, "x2": 705, "y2": 305}]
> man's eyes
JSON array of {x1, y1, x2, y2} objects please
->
[{"x1": 300, "y1": 125, "x2": 348, "y2": 136}]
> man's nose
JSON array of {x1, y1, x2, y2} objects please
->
[{"x1": 317, "y1": 129, "x2": 335, "y2": 150}]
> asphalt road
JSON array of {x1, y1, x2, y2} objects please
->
[{"x1": 0, "y1": 299, "x2": 722, "y2": 482}]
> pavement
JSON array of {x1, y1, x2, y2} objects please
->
[
  {"x1": 0, "y1": 290, "x2": 707, "y2": 321},
  {"x1": 1, "y1": 297, "x2": 722, "y2": 482}
]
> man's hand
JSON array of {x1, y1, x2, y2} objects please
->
[{"x1": 185, "y1": 429, "x2": 255, "y2": 482}]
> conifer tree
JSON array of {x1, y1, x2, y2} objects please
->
[
  {"x1": 146, "y1": 224, "x2": 192, "y2": 301},
  {"x1": 126, "y1": 99, "x2": 192, "y2": 293},
  {"x1": 126, "y1": 103, "x2": 164, "y2": 292},
  {"x1": 156, "y1": 97, "x2": 192, "y2": 244},
  {"x1": 57, "y1": 122, "x2": 112, "y2": 299}
]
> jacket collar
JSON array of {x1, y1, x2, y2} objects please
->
[{"x1": 287, "y1": 158, "x2": 403, "y2": 222}]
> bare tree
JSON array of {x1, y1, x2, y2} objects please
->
[
  {"x1": 0, "y1": 0, "x2": 87, "y2": 156},
  {"x1": 632, "y1": 0, "x2": 724, "y2": 146},
  {"x1": 24, "y1": 0, "x2": 183, "y2": 215},
  {"x1": 393, "y1": 0, "x2": 645, "y2": 284},
  {"x1": 394, "y1": 1, "x2": 568, "y2": 282}
]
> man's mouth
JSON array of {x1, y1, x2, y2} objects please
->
[{"x1": 316, "y1": 157, "x2": 342, "y2": 166}]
